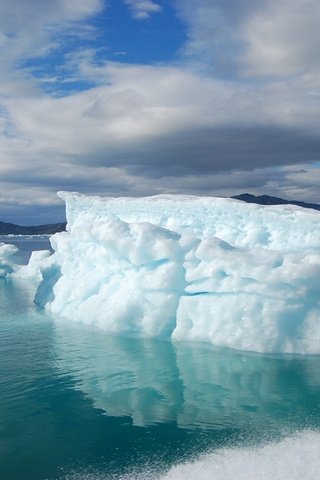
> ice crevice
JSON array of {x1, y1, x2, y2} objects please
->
[{"x1": 11, "y1": 191, "x2": 320, "y2": 354}]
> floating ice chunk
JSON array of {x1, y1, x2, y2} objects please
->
[
  {"x1": 31, "y1": 192, "x2": 320, "y2": 354},
  {"x1": 0, "y1": 242, "x2": 19, "y2": 277},
  {"x1": 12, "y1": 250, "x2": 53, "y2": 282}
]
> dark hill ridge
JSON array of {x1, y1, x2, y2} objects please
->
[
  {"x1": 1, "y1": 194, "x2": 319, "y2": 235},
  {"x1": 0, "y1": 221, "x2": 66, "y2": 235},
  {"x1": 232, "y1": 193, "x2": 320, "y2": 212}
]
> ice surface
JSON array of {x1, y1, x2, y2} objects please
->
[
  {"x1": 12, "y1": 250, "x2": 53, "y2": 282},
  {"x1": 59, "y1": 191, "x2": 320, "y2": 251},
  {"x1": 32, "y1": 192, "x2": 320, "y2": 353},
  {"x1": 0, "y1": 242, "x2": 19, "y2": 277}
]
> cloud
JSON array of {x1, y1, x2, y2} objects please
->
[
  {"x1": 175, "y1": 0, "x2": 320, "y2": 77},
  {"x1": 124, "y1": 0, "x2": 162, "y2": 20},
  {"x1": 2, "y1": 160, "x2": 319, "y2": 225},
  {"x1": 0, "y1": 0, "x2": 103, "y2": 59},
  {"x1": 241, "y1": 0, "x2": 320, "y2": 76},
  {"x1": 0, "y1": 0, "x2": 319, "y2": 222},
  {"x1": 2, "y1": 61, "x2": 319, "y2": 196},
  {"x1": 0, "y1": 0, "x2": 103, "y2": 96},
  {"x1": 6, "y1": 61, "x2": 320, "y2": 149},
  {"x1": 174, "y1": 0, "x2": 238, "y2": 74}
]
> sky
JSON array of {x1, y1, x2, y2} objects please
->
[{"x1": 0, "y1": 0, "x2": 319, "y2": 224}]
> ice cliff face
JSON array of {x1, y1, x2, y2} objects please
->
[{"x1": 28, "y1": 192, "x2": 320, "y2": 354}]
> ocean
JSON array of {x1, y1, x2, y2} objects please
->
[{"x1": 1, "y1": 236, "x2": 320, "y2": 479}]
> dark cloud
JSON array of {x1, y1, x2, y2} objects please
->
[{"x1": 86, "y1": 125, "x2": 320, "y2": 177}]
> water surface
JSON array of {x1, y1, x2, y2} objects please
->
[{"x1": 1, "y1": 237, "x2": 320, "y2": 479}]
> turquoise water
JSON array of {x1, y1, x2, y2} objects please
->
[{"x1": 1, "y1": 237, "x2": 320, "y2": 479}]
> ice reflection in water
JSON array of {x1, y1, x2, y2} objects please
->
[{"x1": 53, "y1": 320, "x2": 320, "y2": 432}]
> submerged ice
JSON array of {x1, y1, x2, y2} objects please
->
[{"x1": 14, "y1": 192, "x2": 320, "y2": 353}]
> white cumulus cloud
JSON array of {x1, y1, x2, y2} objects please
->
[
  {"x1": 124, "y1": 0, "x2": 162, "y2": 20},
  {"x1": 241, "y1": 0, "x2": 320, "y2": 76},
  {"x1": 175, "y1": 0, "x2": 320, "y2": 78}
]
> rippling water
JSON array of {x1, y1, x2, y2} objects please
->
[{"x1": 1, "y1": 237, "x2": 320, "y2": 479}]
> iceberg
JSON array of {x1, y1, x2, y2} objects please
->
[
  {"x1": 0, "y1": 242, "x2": 19, "y2": 277},
  {"x1": 32, "y1": 192, "x2": 320, "y2": 354}
]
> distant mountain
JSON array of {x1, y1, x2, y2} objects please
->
[
  {"x1": 0, "y1": 221, "x2": 66, "y2": 235},
  {"x1": 232, "y1": 193, "x2": 320, "y2": 212}
]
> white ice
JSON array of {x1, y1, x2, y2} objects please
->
[
  {"x1": 0, "y1": 242, "x2": 19, "y2": 277},
  {"x1": 28, "y1": 192, "x2": 320, "y2": 354},
  {"x1": 12, "y1": 250, "x2": 53, "y2": 282}
]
